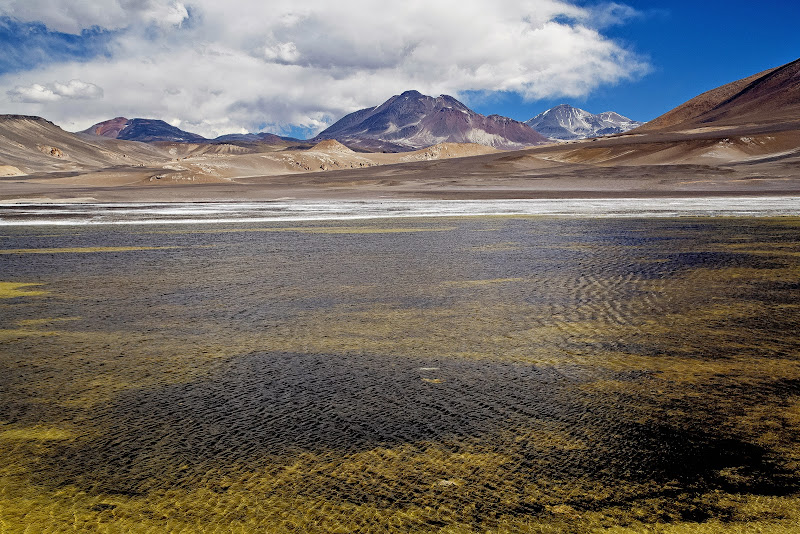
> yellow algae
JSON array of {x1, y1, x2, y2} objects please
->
[
  {"x1": 470, "y1": 241, "x2": 521, "y2": 252},
  {"x1": 16, "y1": 317, "x2": 81, "y2": 327},
  {"x1": 0, "y1": 328, "x2": 60, "y2": 341},
  {"x1": 145, "y1": 225, "x2": 457, "y2": 235},
  {"x1": 0, "y1": 328, "x2": 239, "y2": 409},
  {"x1": 0, "y1": 282, "x2": 47, "y2": 298},
  {"x1": 442, "y1": 277, "x2": 525, "y2": 288},
  {"x1": 2, "y1": 435, "x2": 796, "y2": 532},
  {"x1": 784, "y1": 399, "x2": 800, "y2": 427},
  {"x1": 0, "y1": 425, "x2": 75, "y2": 442},
  {"x1": 0, "y1": 246, "x2": 177, "y2": 254},
  {"x1": 280, "y1": 226, "x2": 457, "y2": 234}
]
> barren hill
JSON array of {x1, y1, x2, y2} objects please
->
[
  {"x1": 636, "y1": 57, "x2": 800, "y2": 132},
  {"x1": 310, "y1": 139, "x2": 354, "y2": 153},
  {"x1": 0, "y1": 115, "x2": 167, "y2": 174}
]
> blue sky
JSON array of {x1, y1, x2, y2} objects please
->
[
  {"x1": 0, "y1": 1, "x2": 797, "y2": 137},
  {"x1": 473, "y1": 0, "x2": 800, "y2": 122},
  {"x1": 0, "y1": 18, "x2": 114, "y2": 75}
]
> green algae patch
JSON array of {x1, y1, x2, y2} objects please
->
[
  {"x1": 0, "y1": 282, "x2": 47, "y2": 298},
  {"x1": 0, "y1": 246, "x2": 177, "y2": 254}
]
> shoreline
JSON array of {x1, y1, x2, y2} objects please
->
[{"x1": 2, "y1": 196, "x2": 800, "y2": 226}]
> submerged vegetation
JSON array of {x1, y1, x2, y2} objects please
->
[{"x1": 1, "y1": 217, "x2": 799, "y2": 532}]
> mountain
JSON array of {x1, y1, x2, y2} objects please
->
[
  {"x1": 635, "y1": 57, "x2": 800, "y2": 132},
  {"x1": 314, "y1": 90, "x2": 548, "y2": 151},
  {"x1": 82, "y1": 117, "x2": 207, "y2": 143},
  {"x1": 525, "y1": 104, "x2": 642, "y2": 140},
  {"x1": 0, "y1": 115, "x2": 166, "y2": 174},
  {"x1": 83, "y1": 117, "x2": 303, "y2": 145},
  {"x1": 212, "y1": 132, "x2": 288, "y2": 144}
]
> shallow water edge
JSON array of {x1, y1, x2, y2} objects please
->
[{"x1": 2, "y1": 196, "x2": 800, "y2": 225}]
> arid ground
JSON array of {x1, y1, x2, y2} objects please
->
[{"x1": 2, "y1": 115, "x2": 800, "y2": 203}]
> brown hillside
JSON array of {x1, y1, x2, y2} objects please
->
[
  {"x1": 311, "y1": 139, "x2": 354, "y2": 153},
  {"x1": 0, "y1": 115, "x2": 167, "y2": 173},
  {"x1": 637, "y1": 58, "x2": 800, "y2": 132}
]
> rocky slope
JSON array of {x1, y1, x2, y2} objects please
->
[
  {"x1": 635, "y1": 57, "x2": 800, "y2": 132},
  {"x1": 82, "y1": 117, "x2": 207, "y2": 143},
  {"x1": 525, "y1": 104, "x2": 642, "y2": 140},
  {"x1": 314, "y1": 90, "x2": 548, "y2": 151},
  {"x1": 83, "y1": 118, "x2": 302, "y2": 145},
  {"x1": 0, "y1": 115, "x2": 167, "y2": 174}
]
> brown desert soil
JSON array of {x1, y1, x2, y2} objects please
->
[{"x1": 2, "y1": 121, "x2": 799, "y2": 203}]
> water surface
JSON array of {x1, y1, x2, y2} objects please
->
[{"x1": 1, "y1": 216, "x2": 799, "y2": 532}]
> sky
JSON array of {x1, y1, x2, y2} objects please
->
[{"x1": 0, "y1": 0, "x2": 798, "y2": 139}]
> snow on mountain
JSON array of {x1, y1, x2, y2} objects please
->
[
  {"x1": 525, "y1": 104, "x2": 642, "y2": 141},
  {"x1": 315, "y1": 90, "x2": 549, "y2": 151}
]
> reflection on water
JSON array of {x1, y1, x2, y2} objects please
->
[{"x1": 1, "y1": 216, "x2": 800, "y2": 532}]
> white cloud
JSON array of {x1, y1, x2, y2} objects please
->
[
  {"x1": 0, "y1": 0, "x2": 648, "y2": 137},
  {"x1": 7, "y1": 83, "x2": 61, "y2": 103},
  {"x1": 264, "y1": 42, "x2": 300, "y2": 64},
  {"x1": 0, "y1": 0, "x2": 189, "y2": 33},
  {"x1": 51, "y1": 79, "x2": 104, "y2": 99},
  {"x1": 8, "y1": 79, "x2": 103, "y2": 102}
]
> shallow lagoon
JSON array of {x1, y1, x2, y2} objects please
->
[{"x1": 1, "y1": 216, "x2": 800, "y2": 532}]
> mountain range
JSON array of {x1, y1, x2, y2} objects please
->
[
  {"x1": 80, "y1": 94, "x2": 642, "y2": 151},
  {"x1": 82, "y1": 117, "x2": 302, "y2": 145},
  {"x1": 525, "y1": 104, "x2": 642, "y2": 140}
]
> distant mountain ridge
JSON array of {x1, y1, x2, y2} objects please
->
[
  {"x1": 82, "y1": 118, "x2": 301, "y2": 144},
  {"x1": 525, "y1": 104, "x2": 642, "y2": 140},
  {"x1": 82, "y1": 117, "x2": 206, "y2": 143},
  {"x1": 314, "y1": 90, "x2": 548, "y2": 151}
]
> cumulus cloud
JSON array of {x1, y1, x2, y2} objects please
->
[
  {"x1": 8, "y1": 79, "x2": 102, "y2": 102},
  {"x1": 0, "y1": 0, "x2": 649, "y2": 137},
  {"x1": 7, "y1": 83, "x2": 61, "y2": 103},
  {"x1": 0, "y1": 0, "x2": 189, "y2": 33}
]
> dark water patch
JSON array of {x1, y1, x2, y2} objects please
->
[
  {"x1": 36, "y1": 351, "x2": 800, "y2": 504},
  {"x1": 738, "y1": 280, "x2": 800, "y2": 306},
  {"x1": 40, "y1": 352, "x2": 594, "y2": 493},
  {"x1": 666, "y1": 251, "x2": 786, "y2": 271},
  {"x1": 584, "y1": 424, "x2": 797, "y2": 496}
]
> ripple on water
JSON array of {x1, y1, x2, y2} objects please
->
[{"x1": 2, "y1": 216, "x2": 800, "y2": 531}]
